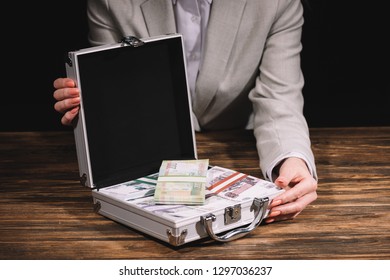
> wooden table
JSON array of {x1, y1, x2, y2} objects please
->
[{"x1": 1, "y1": 127, "x2": 389, "y2": 260}]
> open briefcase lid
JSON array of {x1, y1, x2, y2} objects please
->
[{"x1": 66, "y1": 34, "x2": 197, "y2": 189}]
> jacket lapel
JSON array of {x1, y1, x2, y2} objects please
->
[
  {"x1": 141, "y1": 0, "x2": 177, "y2": 36},
  {"x1": 194, "y1": 0, "x2": 247, "y2": 118}
]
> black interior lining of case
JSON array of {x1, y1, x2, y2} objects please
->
[{"x1": 77, "y1": 37, "x2": 195, "y2": 189}]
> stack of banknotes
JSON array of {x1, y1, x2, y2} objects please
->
[{"x1": 153, "y1": 159, "x2": 209, "y2": 205}]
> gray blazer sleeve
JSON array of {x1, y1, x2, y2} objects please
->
[{"x1": 248, "y1": 0, "x2": 317, "y2": 180}]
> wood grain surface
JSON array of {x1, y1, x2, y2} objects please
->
[{"x1": 1, "y1": 127, "x2": 389, "y2": 259}]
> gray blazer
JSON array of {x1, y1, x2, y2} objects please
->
[{"x1": 86, "y1": 0, "x2": 317, "y2": 180}]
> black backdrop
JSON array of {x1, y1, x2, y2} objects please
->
[{"x1": 2, "y1": 1, "x2": 389, "y2": 131}]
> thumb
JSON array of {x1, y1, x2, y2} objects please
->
[
  {"x1": 275, "y1": 175, "x2": 289, "y2": 188},
  {"x1": 275, "y1": 165, "x2": 295, "y2": 188}
]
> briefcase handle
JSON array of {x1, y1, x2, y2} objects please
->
[{"x1": 201, "y1": 197, "x2": 269, "y2": 242}]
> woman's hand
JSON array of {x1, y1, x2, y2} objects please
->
[
  {"x1": 53, "y1": 78, "x2": 80, "y2": 126},
  {"x1": 265, "y1": 157, "x2": 318, "y2": 223}
]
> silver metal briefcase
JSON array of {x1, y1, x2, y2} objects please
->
[{"x1": 65, "y1": 34, "x2": 284, "y2": 246}]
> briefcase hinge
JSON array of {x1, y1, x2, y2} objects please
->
[
  {"x1": 166, "y1": 229, "x2": 187, "y2": 246},
  {"x1": 120, "y1": 36, "x2": 145, "y2": 47},
  {"x1": 66, "y1": 53, "x2": 73, "y2": 67},
  {"x1": 224, "y1": 204, "x2": 241, "y2": 225},
  {"x1": 80, "y1": 173, "x2": 87, "y2": 187}
]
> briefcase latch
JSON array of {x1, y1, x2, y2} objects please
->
[
  {"x1": 224, "y1": 204, "x2": 241, "y2": 225},
  {"x1": 201, "y1": 197, "x2": 269, "y2": 243}
]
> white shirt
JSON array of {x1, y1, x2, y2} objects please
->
[{"x1": 172, "y1": 0, "x2": 212, "y2": 102}]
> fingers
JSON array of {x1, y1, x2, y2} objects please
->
[
  {"x1": 61, "y1": 107, "x2": 79, "y2": 126},
  {"x1": 53, "y1": 77, "x2": 79, "y2": 104},
  {"x1": 53, "y1": 95, "x2": 80, "y2": 114},
  {"x1": 272, "y1": 176, "x2": 317, "y2": 208},
  {"x1": 265, "y1": 190, "x2": 317, "y2": 223},
  {"x1": 265, "y1": 178, "x2": 317, "y2": 223},
  {"x1": 53, "y1": 77, "x2": 76, "y2": 89},
  {"x1": 53, "y1": 78, "x2": 80, "y2": 125},
  {"x1": 53, "y1": 86, "x2": 80, "y2": 102},
  {"x1": 265, "y1": 157, "x2": 318, "y2": 224}
]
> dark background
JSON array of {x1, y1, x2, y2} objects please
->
[{"x1": 2, "y1": 1, "x2": 389, "y2": 131}]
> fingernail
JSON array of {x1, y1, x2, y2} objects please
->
[
  {"x1": 269, "y1": 199, "x2": 282, "y2": 208},
  {"x1": 268, "y1": 210, "x2": 281, "y2": 218},
  {"x1": 276, "y1": 179, "x2": 284, "y2": 184},
  {"x1": 70, "y1": 107, "x2": 79, "y2": 114}
]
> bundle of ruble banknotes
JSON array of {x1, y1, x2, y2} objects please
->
[
  {"x1": 153, "y1": 159, "x2": 209, "y2": 205},
  {"x1": 99, "y1": 159, "x2": 283, "y2": 207}
]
